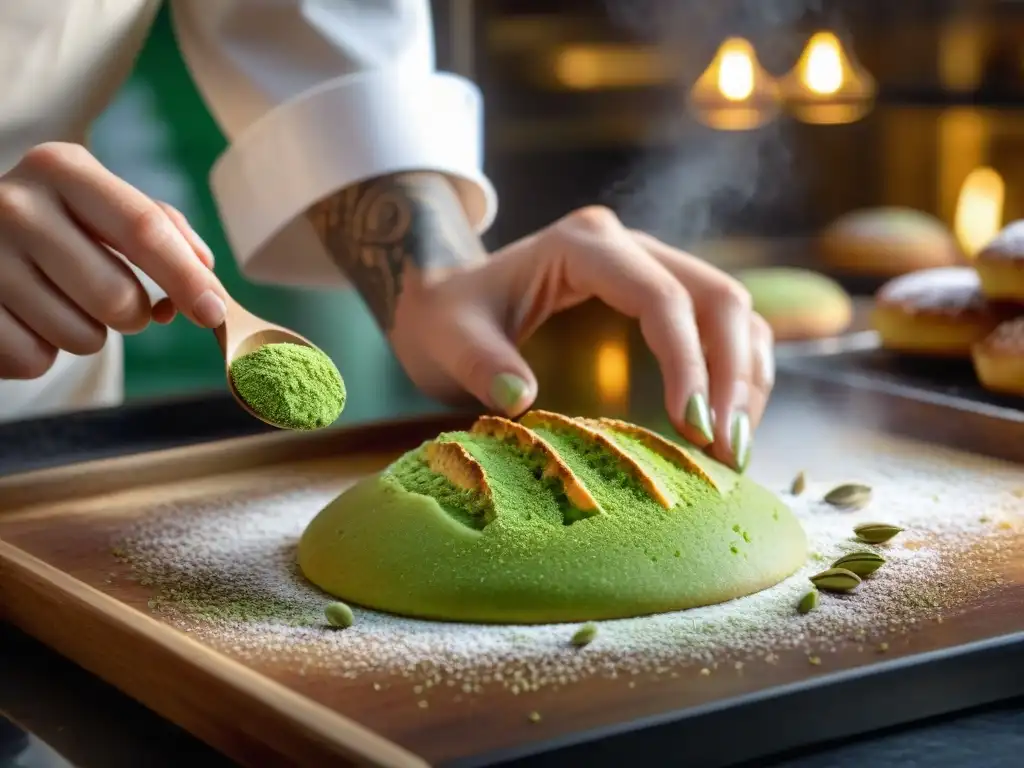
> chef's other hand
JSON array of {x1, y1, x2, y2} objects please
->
[
  {"x1": 392, "y1": 206, "x2": 773, "y2": 473},
  {"x1": 0, "y1": 142, "x2": 225, "y2": 380}
]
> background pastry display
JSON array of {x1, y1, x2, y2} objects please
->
[
  {"x1": 871, "y1": 267, "x2": 1003, "y2": 358},
  {"x1": 299, "y1": 411, "x2": 808, "y2": 624},
  {"x1": 736, "y1": 267, "x2": 853, "y2": 341},
  {"x1": 974, "y1": 221, "x2": 1024, "y2": 305},
  {"x1": 869, "y1": 220, "x2": 1024, "y2": 398},
  {"x1": 973, "y1": 318, "x2": 1024, "y2": 396},
  {"x1": 819, "y1": 207, "x2": 963, "y2": 278}
]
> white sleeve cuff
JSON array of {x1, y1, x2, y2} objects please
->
[{"x1": 208, "y1": 68, "x2": 497, "y2": 287}]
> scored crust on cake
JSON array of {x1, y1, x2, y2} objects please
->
[
  {"x1": 871, "y1": 266, "x2": 1004, "y2": 357},
  {"x1": 298, "y1": 411, "x2": 808, "y2": 624}
]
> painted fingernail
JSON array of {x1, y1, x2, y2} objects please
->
[
  {"x1": 684, "y1": 393, "x2": 715, "y2": 443},
  {"x1": 730, "y1": 411, "x2": 752, "y2": 473},
  {"x1": 193, "y1": 290, "x2": 227, "y2": 327},
  {"x1": 490, "y1": 373, "x2": 529, "y2": 414}
]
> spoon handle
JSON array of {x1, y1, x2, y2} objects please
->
[{"x1": 213, "y1": 295, "x2": 249, "y2": 359}]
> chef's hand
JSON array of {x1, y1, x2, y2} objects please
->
[
  {"x1": 310, "y1": 172, "x2": 773, "y2": 472},
  {"x1": 0, "y1": 142, "x2": 226, "y2": 380},
  {"x1": 397, "y1": 208, "x2": 772, "y2": 472}
]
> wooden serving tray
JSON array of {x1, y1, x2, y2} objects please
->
[{"x1": 0, "y1": 388, "x2": 1023, "y2": 768}]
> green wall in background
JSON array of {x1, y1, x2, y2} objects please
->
[{"x1": 90, "y1": 6, "x2": 442, "y2": 423}]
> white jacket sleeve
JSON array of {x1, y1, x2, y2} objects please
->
[{"x1": 170, "y1": 0, "x2": 497, "y2": 287}]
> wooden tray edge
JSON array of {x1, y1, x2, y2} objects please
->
[
  {"x1": 0, "y1": 411, "x2": 480, "y2": 513},
  {"x1": 0, "y1": 539, "x2": 429, "y2": 768}
]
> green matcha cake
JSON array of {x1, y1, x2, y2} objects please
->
[{"x1": 298, "y1": 410, "x2": 808, "y2": 624}]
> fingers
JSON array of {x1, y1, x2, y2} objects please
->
[
  {"x1": 0, "y1": 142, "x2": 223, "y2": 381},
  {"x1": 151, "y1": 298, "x2": 178, "y2": 325},
  {"x1": 701, "y1": 295, "x2": 754, "y2": 471},
  {"x1": 0, "y1": 253, "x2": 107, "y2": 356},
  {"x1": 546, "y1": 208, "x2": 711, "y2": 442},
  {"x1": 0, "y1": 303, "x2": 58, "y2": 379},
  {"x1": 157, "y1": 201, "x2": 215, "y2": 271},
  {"x1": 2, "y1": 191, "x2": 153, "y2": 335},
  {"x1": 747, "y1": 312, "x2": 776, "y2": 429},
  {"x1": 631, "y1": 230, "x2": 756, "y2": 471},
  {"x1": 15, "y1": 144, "x2": 226, "y2": 327},
  {"x1": 428, "y1": 302, "x2": 538, "y2": 417}
]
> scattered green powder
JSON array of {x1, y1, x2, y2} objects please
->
[
  {"x1": 105, "y1": 437, "x2": 1021, "y2": 702},
  {"x1": 325, "y1": 601, "x2": 354, "y2": 628},
  {"x1": 229, "y1": 342, "x2": 345, "y2": 430}
]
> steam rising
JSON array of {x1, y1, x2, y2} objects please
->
[
  {"x1": 606, "y1": 0, "x2": 826, "y2": 39},
  {"x1": 606, "y1": 123, "x2": 793, "y2": 247},
  {"x1": 601, "y1": 0, "x2": 830, "y2": 247}
]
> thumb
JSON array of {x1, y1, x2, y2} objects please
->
[{"x1": 434, "y1": 307, "x2": 538, "y2": 417}]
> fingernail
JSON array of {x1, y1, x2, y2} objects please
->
[
  {"x1": 193, "y1": 290, "x2": 227, "y2": 327},
  {"x1": 759, "y1": 344, "x2": 775, "y2": 388},
  {"x1": 490, "y1": 373, "x2": 529, "y2": 414},
  {"x1": 730, "y1": 411, "x2": 752, "y2": 473},
  {"x1": 684, "y1": 393, "x2": 715, "y2": 443}
]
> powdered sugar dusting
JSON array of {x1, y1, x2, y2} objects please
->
[
  {"x1": 114, "y1": 437, "x2": 1023, "y2": 691},
  {"x1": 980, "y1": 220, "x2": 1024, "y2": 262},
  {"x1": 876, "y1": 267, "x2": 991, "y2": 315},
  {"x1": 983, "y1": 317, "x2": 1024, "y2": 353}
]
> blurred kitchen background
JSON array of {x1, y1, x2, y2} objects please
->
[{"x1": 94, "y1": 0, "x2": 1024, "y2": 420}]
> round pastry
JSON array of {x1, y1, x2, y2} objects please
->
[
  {"x1": 736, "y1": 267, "x2": 853, "y2": 341},
  {"x1": 819, "y1": 207, "x2": 963, "y2": 277},
  {"x1": 871, "y1": 267, "x2": 1003, "y2": 357},
  {"x1": 972, "y1": 318, "x2": 1024, "y2": 396},
  {"x1": 298, "y1": 411, "x2": 808, "y2": 624},
  {"x1": 974, "y1": 221, "x2": 1024, "y2": 304}
]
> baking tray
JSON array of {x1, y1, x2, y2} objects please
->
[{"x1": 0, "y1": 374, "x2": 1021, "y2": 768}]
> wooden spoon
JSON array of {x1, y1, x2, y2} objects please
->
[
  {"x1": 212, "y1": 295, "x2": 324, "y2": 429},
  {"x1": 119, "y1": 252, "x2": 324, "y2": 429}
]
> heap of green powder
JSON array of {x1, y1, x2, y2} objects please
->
[{"x1": 229, "y1": 342, "x2": 346, "y2": 430}]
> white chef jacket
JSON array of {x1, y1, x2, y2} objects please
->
[{"x1": 0, "y1": 0, "x2": 497, "y2": 423}]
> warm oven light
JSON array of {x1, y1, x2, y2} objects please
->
[
  {"x1": 552, "y1": 45, "x2": 672, "y2": 90},
  {"x1": 955, "y1": 167, "x2": 1005, "y2": 257},
  {"x1": 718, "y1": 44, "x2": 756, "y2": 101},
  {"x1": 803, "y1": 33, "x2": 845, "y2": 95},
  {"x1": 595, "y1": 339, "x2": 630, "y2": 410},
  {"x1": 781, "y1": 31, "x2": 876, "y2": 125},
  {"x1": 687, "y1": 38, "x2": 780, "y2": 131}
]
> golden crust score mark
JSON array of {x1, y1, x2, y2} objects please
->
[
  {"x1": 423, "y1": 440, "x2": 495, "y2": 521},
  {"x1": 593, "y1": 417, "x2": 719, "y2": 493},
  {"x1": 470, "y1": 416, "x2": 601, "y2": 517},
  {"x1": 519, "y1": 411, "x2": 675, "y2": 509}
]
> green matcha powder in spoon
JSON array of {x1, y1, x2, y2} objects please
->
[{"x1": 229, "y1": 342, "x2": 346, "y2": 431}]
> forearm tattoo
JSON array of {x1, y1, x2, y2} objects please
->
[{"x1": 307, "y1": 172, "x2": 486, "y2": 332}]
